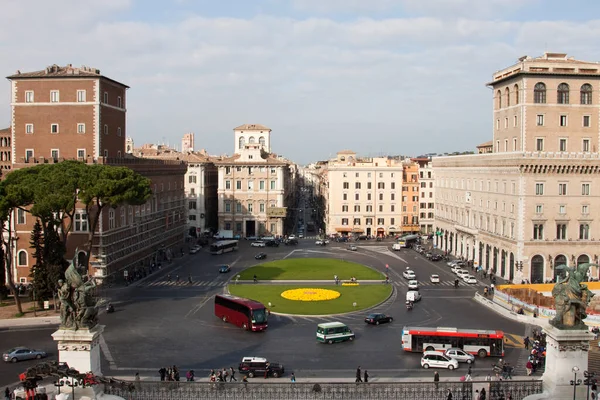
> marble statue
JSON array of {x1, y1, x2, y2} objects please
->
[{"x1": 550, "y1": 263, "x2": 596, "y2": 330}]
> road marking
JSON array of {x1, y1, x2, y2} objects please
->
[
  {"x1": 283, "y1": 250, "x2": 298, "y2": 259},
  {"x1": 99, "y1": 334, "x2": 118, "y2": 370},
  {"x1": 184, "y1": 295, "x2": 214, "y2": 319},
  {"x1": 504, "y1": 333, "x2": 524, "y2": 348}
]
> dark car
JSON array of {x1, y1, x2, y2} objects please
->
[
  {"x1": 430, "y1": 254, "x2": 442, "y2": 262},
  {"x1": 239, "y1": 356, "x2": 284, "y2": 378},
  {"x1": 255, "y1": 252, "x2": 267, "y2": 260},
  {"x1": 284, "y1": 239, "x2": 298, "y2": 245},
  {"x1": 364, "y1": 313, "x2": 393, "y2": 325},
  {"x1": 265, "y1": 240, "x2": 279, "y2": 247},
  {"x1": 218, "y1": 265, "x2": 231, "y2": 273}
]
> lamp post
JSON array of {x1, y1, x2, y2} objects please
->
[
  {"x1": 571, "y1": 366, "x2": 582, "y2": 400},
  {"x1": 54, "y1": 380, "x2": 65, "y2": 394},
  {"x1": 584, "y1": 370, "x2": 597, "y2": 400},
  {"x1": 64, "y1": 378, "x2": 79, "y2": 398}
]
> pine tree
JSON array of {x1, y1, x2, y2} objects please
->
[{"x1": 29, "y1": 220, "x2": 66, "y2": 305}]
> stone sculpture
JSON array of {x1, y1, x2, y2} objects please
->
[
  {"x1": 58, "y1": 249, "x2": 99, "y2": 330},
  {"x1": 550, "y1": 263, "x2": 596, "y2": 330}
]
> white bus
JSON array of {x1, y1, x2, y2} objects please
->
[{"x1": 210, "y1": 240, "x2": 239, "y2": 255}]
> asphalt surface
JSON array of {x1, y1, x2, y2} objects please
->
[{"x1": 0, "y1": 239, "x2": 532, "y2": 387}]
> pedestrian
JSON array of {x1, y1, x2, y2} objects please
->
[
  {"x1": 465, "y1": 365, "x2": 472, "y2": 381},
  {"x1": 173, "y1": 365, "x2": 180, "y2": 381},
  {"x1": 265, "y1": 362, "x2": 270, "y2": 379},
  {"x1": 434, "y1": 371, "x2": 439, "y2": 389},
  {"x1": 5, "y1": 387, "x2": 11, "y2": 400},
  {"x1": 524, "y1": 336, "x2": 530, "y2": 350},
  {"x1": 217, "y1": 370, "x2": 223, "y2": 382},
  {"x1": 186, "y1": 369, "x2": 195, "y2": 381},
  {"x1": 223, "y1": 367, "x2": 229, "y2": 382},
  {"x1": 290, "y1": 373, "x2": 296, "y2": 382},
  {"x1": 158, "y1": 367, "x2": 166, "y2": 381},
  {"x1": 446, "y1": 388, "x2": 453, "y2": 400},
  {"x1": 242, "y1": 375, "x2": 248, "y2": 390},
  {"x1": 364, "y1": 370, "x2": 369, "y2": 383},
  {"x1": 355, "y1": 366, "x2": 362, "y2": 383},
  {"x1": 480, "y1": 387, "x2": 487, "y2": 400},
  {"x1": 134, "y1": 372, "x2": 141, "y2": 390},
  {"x1": 526, "y1": 360, "x2": 533, "y2": 376},
  {"x1": 229, "y1": 367, "x2": 237, "y2": 382}
]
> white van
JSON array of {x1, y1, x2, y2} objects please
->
[
  {"x1": 406, "y1": 291, "x2": 422, "y2": 302},
  {"x1": 392, "y1": 243, "x2": 402, "y2": 251}
]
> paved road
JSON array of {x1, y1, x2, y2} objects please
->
[{"x1": 0, "y1": 239, "x2": 533, "y2": 387}]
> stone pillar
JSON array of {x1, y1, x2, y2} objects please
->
[
  {"x1": 52, "y1": 325, "x2": 104, "y2": 377},
  {"x1": 540, "y1": 326, "x2": 594, "y2": 399}
]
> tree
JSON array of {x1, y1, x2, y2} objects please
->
[
  {"x1": 0, "y1": 179, "x2": 24, "y2": 314},
  {"x1": 78, "y1": 164, "x2": 152, "y2": 269},
  {"x1": 29, "y1": 220, "x2": 66, "y2": 305}
]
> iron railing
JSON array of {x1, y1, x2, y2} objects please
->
[{"x1": 488, "y1": 380, "x2": 544, "y2": 400}]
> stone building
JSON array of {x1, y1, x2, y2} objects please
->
[
  {"x1": 0, "y1": 127, "x2": 11, "y2": 178},
  {"x1": 412, "y1": 157, "x2": 435, "y2": 234},
  {"x1": 433, "y1": 52, "x2": 600, "y2": 283}
]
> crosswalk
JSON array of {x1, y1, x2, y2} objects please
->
[
  {"x1": 393, "y1": 280, "x2": 482, "y2": 288},
  {"x1": 141, "y1": 280, "x2": 227, "y2": 288}
]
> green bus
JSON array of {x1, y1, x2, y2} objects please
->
[{"x1": 316, "y1": 322, "x2": 355, "y2": 344}]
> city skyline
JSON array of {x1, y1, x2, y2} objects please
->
[{"x1": 2, "y1": 0, "x2": 600, "y2": 164}]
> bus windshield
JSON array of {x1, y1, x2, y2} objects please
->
[{"x1": 252, "y1": 309, "x2": 268, "y2": 324}]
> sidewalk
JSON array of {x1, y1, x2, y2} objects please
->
[
  {"x1": 0, "y1": 314, "x2": 59, "y2": 329},
  {"x1": 233, "y1": 280, "x2": 386, "y2": 285}
]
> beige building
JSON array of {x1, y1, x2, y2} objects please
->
[
  {"x1": 215, "y1": 124, "x2": 292, "y2": 237},
  {"x1": 326, "y1": 151, "x2": 405, "y2": 237},
  {"x1": 413, "y1": 157, "x2": 435, "y2": 234},
  {"x1": 433, "y1": 52, "x2": 600, "y2": 283}
]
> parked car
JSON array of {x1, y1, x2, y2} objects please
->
[
  {"x1": 430, "y1": 254, "x2": 443, "y2": 262},
  {"x1": 430, "y1": 274, "x2": 440, "y2": 283},
  {"x1": 218, "y1": 265, "x2": 231, "y2": 273},
  {"x1": 251, "y1": 241, "x2": 266, "y2": 248},
  {"x1": 456, "y1": 270, "x2": 469, "y2": 279},
  {"x1": 408, "y1": 280, "x2": 419, "y2": 290},
  {"x1": 421, "y1": 351, "x2": 459, "y2": 370},
  {"x1": 189, "y1": 245, "x2": 202, "y2": 254},
  {"x1": 451, "y1": 266, "x2": 464, "y2": 274},
  {"x1": 463, "y1": 275, "x2": 477, "y2": 284},
  {"x1": 238, "y1": 357, "x2": 284, "y2": 378},
  {"x1": 403, "y1": 270, "x2": 416, "y2": 280},
  {"x1": 364, "y1": 313, "x2": 393, "y2": 325},
  {"x1": 444, "y1": 348, "x2": 475, "y2": 364},
  {"x1": 255, "y1": 253, "x2": 267, "y2": 260},
  {"x1": 3, "y1": 347, "x2": 47, "y2": 363},
  {"x1": 348, "y1": 245, "x2": 358, "y2": 251}
]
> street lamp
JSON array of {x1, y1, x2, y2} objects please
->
[
  {"x1": 63, "y1": 379, "x2": 79, "y2": 398},
  {"x1": 571, "y1": 366, "x2": 582, "y2": 400},
  {"x1": 584, "y1": 370, "x2": 597, "y2": 400},
  {"x1": 54, "y1": 380, "x2": 65, "y2": 394}
]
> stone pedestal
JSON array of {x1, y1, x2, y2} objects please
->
[
  {"x1": 540, "y1": 325, "x2": 594, "y2": 399},
  {"x1": 52, "y1": 325, "x2": 104, "y2": 376}
]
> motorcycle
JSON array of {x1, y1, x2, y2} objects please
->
[
  {"x1": 106, "y1": 303, "x2": 115, "y2": 314},
  {"x1": 406, "y1": 301, "x2": 413, "y2": 311}
]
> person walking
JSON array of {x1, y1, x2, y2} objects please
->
[
  {"x1": 134, "y1": 372, "x2": 141, "y2": 390},
  {"x1": 158, "y1": 367, "x2": 166, "y2": 381},
  {"x1": 479, "y1": 387, "x2": 487, "y2": 400},
  {"x1": 364, "y1": 370, "x2": 369, "y2": 383},
  {"x1": 524, "y1": 336, "x2": 530, "y2": 350},
  {"x1": 446, "y1": 388, "x2": 453, "y2": 400},
  {"x1": 186, "y1": 370, "x2": 195, "y2": 381},
  {"x1": 290, "y1": 373, "x2": 296, "y2": 382},
  {"x1": 434, "y1": 371, "x2": 439, "y2": 389},
  {"x1": 5, "y1": 387, "x2": 11, "y2": 400},
  {"x1": 229, "y1": 367, "x2": 237, "y2": 382},
  {"x1": 465, "y1": 365, "x2": 472, "y2": 381},
  {"x1": 526, "y1": 360, "x2": 533, "y2": 376},
  {"x1": 355, "y1": 366, "x2": 362, "y2": 383}
]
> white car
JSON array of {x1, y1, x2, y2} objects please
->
[
  {"x1": 451, "y1": 266, "x2": 464, "y2": 274},
  {"x1": 430, "y1": 274, "x2": 440, "y2": 283},
  {"x1": 456, "y1": 270, "x2": 469, "y2": 279},
  {"x1": 189, "y1": 245, "x2": 201, "y2": 254},
  {"x1": 444, "y1": 348, "x2": 475, "y2": 364},
  {"x1": 324, "y1": 239, "x2": 330, "y2": 244},
  {"x1": 251, "y1": 241, "x2": 266, "y2": 247},
  {"x1": 463, "y1": 275, "x2": 477, "y2": 284},
  {"x1": 403, "y1": 270, "x2": 416, "y2": 280},
  {"x1": 288, "y1": 235, "x2": 296, "y2": 240},
  {"x1": 408, "y1": 280, "x2": 419, "y2": 290},
  {"x1": 421, "y1": 351, "x2": 459, "y2": 370},
  {"x1": 315, "y1": 240, "x2": 324, "y2": 245}
]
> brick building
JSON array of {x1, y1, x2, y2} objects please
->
[
  {"x1": 4, "y1": 64, "x2": 187, "y2": 283},
  {"x1": 0, "y1": 127, "x2": 10, "y2": 177}
]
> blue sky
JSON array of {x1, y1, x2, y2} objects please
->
[{"x1": 2, "y1": 0, "x2": 600, "y2": 164}]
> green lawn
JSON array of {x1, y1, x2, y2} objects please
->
[
  {"x1": 237, "y1": 258, "x2": 384, "y2": 280},
  {"x1": 227, "y1": 284, "x2": 392, "y2": 315}
]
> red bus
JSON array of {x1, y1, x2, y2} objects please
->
[
  {"x1": 215, "y1": 294, "x2": 268, "y2": 331},
  {"x1": 402, "y1": 326, "x2": 504, "y2": 358}
]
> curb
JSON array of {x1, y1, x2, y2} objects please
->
[{"x1": 0, "y1": 315, "x2": 60, "y2": 330}]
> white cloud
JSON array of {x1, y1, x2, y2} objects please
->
[{"x1": 0, "y1": 1, "x2": 599, "y2": 162}]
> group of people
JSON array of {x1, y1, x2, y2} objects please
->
[
  {"x1": 209, "y1": 367, "x2": 238, "y2": 383},
  {"x1": 158, "y1": 365, "x2": 182, "y2": 381},
  {"x1": 524, "y1": 332, "x2": 546, "y2": 376}
]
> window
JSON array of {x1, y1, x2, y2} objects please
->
[
  {"x1": 496, "y1": 119, "x2": 499, "y2": 130},
  {"x1": 391, "y1": 193, "x2": 395, "y2": 201},
  {"x1": 513, "y1": 115, "x2": 517, "y2": 127},
  {"x1": 17, "y1": 209, "x2": 26, "y2": 224},
  {"x1": 558, "y1": 183, "x2": 567, "y2": 195},
  {"x1": 50, "y1": 90, "x2": 59, "y2": 102},
  {"x1": 582, "y1": 205, "x2": 589, "y2": 214},
  {"x1": 225, "y1": 202, "x2": 231, "y2": 212},
  {"x1": 497, "y1": 90, "x2": 502, "y2": 108},
  {"x1": 513, "y1": 138, "x2": 517, "y2": 151},
  {"x1": 117, "y1": 96, "x2": 122, "y2": 108},
  {"x1": 504, "y1": 118, "x2": 508, "y2": 128},
  {"x1": 536, "y1": 115, "x2": 544, "y2": 126},
  {"x1": 559, "y1": 205, "x2": 566, "y2": 214},
  {"x1": 25, "y1": 124, "x2": 33, "y2": 134},
  {"x1": 51, "y1": 149, "x2": 59, "y2": 160},
  {"x1": 355, "y1": 193, "x2": 360, "y2": 201},
  {"x1": 103, "y1": 92, "x2": 108, "y2": 103},
  {"x1": 583, "y1": 115, "x2": 591, "y2": 127},
  {"x1": 582, "y1": 183, "x2": 590, "y2": 196},
  {"x1": 377, "y1": 218, "x2": 385, "y2": 225},
  {"x1": 236, "y1": 181, "x2": 241, "y2": 190},
  {"x1": 533, "y1": 224, "x2": 544, "y2": 240},
  {"x1": 25, "y1": 91, "x2": 34, "y2": 103},
  {"x1": 342, "y1": 205, "x2": 348, "y2": 212},
  {"x1": 556, "y1": 223, "x2": 567, "y2": 240},
  {"x1": 248, "y1": 167, "x2": 253, "y2": 175},
  {"x1": 391, "y1": 204, "x2": 395, "y2": 212},
  {"x1": 355, "y1": 173, "x2": 359, "y2": 178},
  {"x1": 378, "y1": 182, "x2": 385, "y2": 189},
  {"x1": 367, "y1": 193, "x2": 371, "y2": 201},
  {"x1": 341, "y1": 218, "x2": 348, "y2": 226},
  {"x1": 355, "y1": 182, "x2": 361, "y2": 189},
  {"x1": 514, "y1": 84, "x2": 519, "y2": 104},
  {"x1": 535, "y1": 183, "x2": 544, "y2": 195},
  {"x1": 379, "y1": 205, "x2": 383, "y2": 212},
  {"x1": 108, "y1": 209, "x2": 115, "y2": 229},
  {"x1": 343, "y1": 193, "x2": 347, "y2": 201},
  {"x1": 583, "y1": 139, "x2": 590, "y2": 152},
  {"x1": 25, "y1": 149, "x2": 34, "y2": 163},
  {"x1": 581, "y1": 83, "x2": 592, "y2": 105},
  {"x1": 77, "y1": 123, "x2": 85, "y2": 134},
  {"x1": 353, "y1": 218, "x2": 361, "y2": 225},
  {"x1": 104, "y1": 124, "x2": 108, "y2": 135},
  {"x1": 236, "y1": 202, "x2": 242, "y2": 213},
  {"x1": 247, "y1": 202, "x2": 253, "y2": 213},
  {"x1": 188, "y1": 201, "x2": 197, "y2": 210},
  {"x1": 559, "y1": 115, "x2": 568, "y2": 127},
  {"x1": 557, "y1": 83, "x2": 569, "y2": 104},
  {"x1": 247, "y1": 180, "x2": 254, "y2": 190},
  {"x1": 536, "y1": 138, "x2": 544, "y2": 151},
  {"x1": 120, "y1": 208, "x2": 126, "y2": 226},
  {"x1": 259, "y1": 180, "x2": 265, "y2": 190},
  {"x1": 366, "y1": 205, "x2": 372, "y2": 212},
  {"x1": 188, "y1": 215, "x2": 196, "y2": 221},
  {"x1": 559, "y1": 139, "x2": 567, "y2": 152},
  {"x1": 117, "y1": 127, "x2": 122, "y2": 137},
  {"x1": 77, "y1": 90, "x2": 86, "y2": 102},
  {"x1": 505, "y1": 87, "x2": 510, "y2": 107},
  {"x1": 17, "y1": 251, "x2": 27, "y2": 266},
  {"x1": 77, "y1": 149, "x2": 85, "y2": 159},
  {"x1": 534, "y1": 82, "x2": 546, "y2": 103},
  {"x1": 367, "y1": 182, "x2": 372, "y2": 189},
  {"x1": 379, "y1": 193, "x2": 383, "y2": 201},
  {"x1": 51, "y1": 124, "x2": 59, "y2": 134},
  {"x1": 188, "y1": 175, "x2": 197, "y2": 184},
  {"x1": 225, "y1": 180, "x2": 231, "y2": 190},
  {"x1": 225, "y1": 167, "x2": 231, "y2": 175},
  {"x1": 343, "y1": 182, "x2": 349, "y2": 189},
  {"x1": 270, "y1": 181, "x2": 276, "y2": 190},
  {"x1": 391, "y1": 182, "x2": 395, "y2": 189},
  {"x1": 580, "y1": 223, "x2": 590, "y2": 240},
  {"x1": 74, "y1": 211, "x2": 89, "y2": 232},
  {"x1": 354, "y1": 205, "x2": 360, "y2": 212},
  {"x1": 535, "y1": 205, "x2": 543, "y2": 214}
]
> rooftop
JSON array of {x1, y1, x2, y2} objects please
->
[
  {"x1": 6, "y1": 64, "x2": 129, "y2": 88},
  {"x1": 234, "y1": 124, "x2": 271, "y2": 131}
]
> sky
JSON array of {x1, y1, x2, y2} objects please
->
[{"x1": 2, "y1": 0, "x2": 600, "y2": 164}]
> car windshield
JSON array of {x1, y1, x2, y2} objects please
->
[
  {"x1": 252, "y1": 309, "x2": 268, "y2": 324},
  {"x1": 6, "y1": 348, "x2": 17, "y2": 353},
  {"x1": 367, "y1": 314, "x2": 378, "y2": 318}
]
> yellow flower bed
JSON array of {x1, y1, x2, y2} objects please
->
[
  {"x1": 342, "y1": 282, "x2": 359, "y2": 286},
  {"x1": 281, "y1": 288, "x2": 341, "y2": 302}
]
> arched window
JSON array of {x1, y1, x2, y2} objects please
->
[
  {"x1": 554, "y1": 254, "x2": 568, "y2": 281},
  {"x1": 530, "y1": 255, "x2": 544, "y2": 283},
  {"x1": 581, "y1": 83, "x2": 592, "y2": 105},
  {"x1": 557, "y1": 83, "x2": 570, "y2": 104},
  {"x1": 505, "y1": 87, "x2": 510, "y2": 107},
  {"x1": 513, "y1": 84, "x2": 519, "y2": 104},
  {"x1": 238, "y1": 137, "x2": 245, "y2": 149},
  {"x1": 109, "y1": 209, "x2": 115, "y2": 229},
  {"x1": 17, "y1": 250, "x2": 27, "y2": 266},
  {"x1": 248, "y1": 136, "x2": 256, "y2": 144},
  {"x1": 497, "y1": 90, "x2": 502, "y2": 109},
  {"x1": 534, "y1": 82, "x2": 546, "y2": 104},
  {"x1": 259, "y1": 136, "x2": 265, "y2": 146},
  {"x1": 577, "y1": 254, "x2": 590, "y2": 266},
  {"x1": 77, "y1": 251, "x2": 87, "y2": 268}
]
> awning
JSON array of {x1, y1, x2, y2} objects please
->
[
  {"x1": 388, "y1": 228, "x2": 402, "y2": 232},
  {"x1": 376, "y1": 228, "x2": 385, "y2": 232},
  {"x1": 336, "y1": 227, "x2": 352, "y2": 232},
  {"x1": 352, "y1": 228, "x2": 364, "y2": 233}
]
